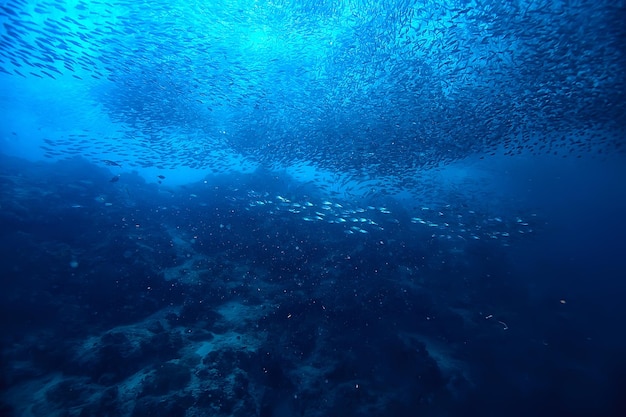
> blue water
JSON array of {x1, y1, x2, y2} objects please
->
[{"x1": 1, "y1": 0, "x2": 625, "y2": 416}]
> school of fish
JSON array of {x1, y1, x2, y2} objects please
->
[{"x1": 1, "y1": 0, "x2": 625, "y2": 197}]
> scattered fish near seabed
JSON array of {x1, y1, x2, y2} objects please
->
[{"x1": 209, "y1": 189, "x2": 537, "y2": 246}]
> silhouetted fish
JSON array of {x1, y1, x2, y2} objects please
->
[
  {"x1": 102, "y1": 160, "x2": 122, "y2": 167},
  {"x1": 110, "y1": 175, "x2": 120, "y2": 182}
]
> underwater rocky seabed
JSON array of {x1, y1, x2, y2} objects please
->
[
  {"x1": 1, "y1": 0, "x2": 626, "y2": 414},
  {"x1": 1, "y1": 154, "x2": 626, "y2": 417}
]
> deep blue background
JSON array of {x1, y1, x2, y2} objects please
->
[{"x1": 1, "y1": 0, "x2": 625, "y2": 416}]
